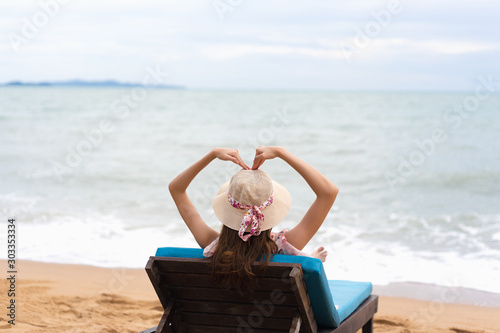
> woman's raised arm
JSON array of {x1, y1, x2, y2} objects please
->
[
  {"x1": 169, "y1": 148, "x2": 249, "y2": 248},
  {"x1": 252, "y1": 146, "x2": 338, "y2": 250}
]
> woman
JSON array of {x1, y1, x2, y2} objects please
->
[{"x1": 169, "y1": 146, "x2": 338, "y2": 289}]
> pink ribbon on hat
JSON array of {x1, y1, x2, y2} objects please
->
[{"x1": 227, "y1": 192, "x2": 274, "y2": 241}]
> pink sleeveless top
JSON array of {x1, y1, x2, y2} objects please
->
[{"x1": 203, "y1": 229, "x2": 309, "y2": 257}]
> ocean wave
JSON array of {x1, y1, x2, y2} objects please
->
[{"x1": 1, "y1": 89, "x2": 499, "y2": 294}]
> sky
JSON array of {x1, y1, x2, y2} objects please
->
[{"x1": 0, "y1": 0, "x2": 499, "y2": 91}]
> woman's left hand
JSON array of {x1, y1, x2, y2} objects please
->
[{"x1": 212, "y1": 148, "x2": 250, "y2": 170}]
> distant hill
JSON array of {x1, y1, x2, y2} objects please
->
[{"x1": 2, "y1": 80, "x2": 185, "y2": 89}]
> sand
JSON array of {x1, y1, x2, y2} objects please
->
[{"x1": 0, "y1": 260, "x2": 498, "y2": 333}]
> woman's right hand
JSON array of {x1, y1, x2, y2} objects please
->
[
  {"x1": 251, "y1": 146, "x2": 285, "y2": 170},
  {"x1": 212, "y1": 148, "x2": 250, "y2": 170}
]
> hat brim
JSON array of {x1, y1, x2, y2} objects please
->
[{"x1": 212, "y1": 180, "x2": 291, "y2": 231}]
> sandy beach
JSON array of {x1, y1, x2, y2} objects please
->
[{"x1": 0, "y1": 260, "x2": 498, "y2": 333}]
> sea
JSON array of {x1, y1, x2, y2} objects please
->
[{"x1": 1, "y1": 87, "x2": 499, "y2": 294}]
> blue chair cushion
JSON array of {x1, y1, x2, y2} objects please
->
[
  {"x1": 328, "y1": 280, "x2": 373, "y2": 323},
  {"x1": 154, "y1": 247, "x2": 372, "y2": 328}
]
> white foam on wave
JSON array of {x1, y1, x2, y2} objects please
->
[
  {"x1": 318, "y1": 238, "x2": 500, "y2": 294},
  {"x1": 305, "y1": 213, "x2": 500, "y2": 294},
  {"x1": 1, "y1": 190, "x2": 498, "y2": 294},
  {"x1": 0, "y1": 214, "x2": 198, "y2": 268},
  {"x1": 2, "y1": 212, "x2": 498, "y2": 295}
]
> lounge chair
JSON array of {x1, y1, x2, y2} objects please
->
[{"x1": 140, "y1": 247, "x2": 378, "y2": 333}]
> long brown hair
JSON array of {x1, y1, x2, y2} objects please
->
[{"x1": 210, "y1": 225, "x2": 278, "y2": 290}]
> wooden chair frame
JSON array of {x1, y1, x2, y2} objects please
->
[{"x1": 141, "y1": 256, "x2": 378, "y2": 333}]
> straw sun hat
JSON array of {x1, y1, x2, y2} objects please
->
[{"x1": 213, "y1": 169, "x2": 291, "y2": 241}]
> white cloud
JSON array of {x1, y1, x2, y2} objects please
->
[
  {"x1": 349, "y1": 38, "x2": 500, "y2": 59},
  {"x1": 200, "y1": 43, "x2": 346, "y2": 61},
  {"x1": 0, "y1": 0, "x2": 499, "y2": 89},
  {"x1": 414, "y1": 40, "x2": 500, "y2": 55},
  {"x1": 199, "y1": 38, "x2": 500, "y2": 63}
]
